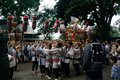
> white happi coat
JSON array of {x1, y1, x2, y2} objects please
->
[
  {"x1": 72, "y1": 48, "x2": 80, "y2": 64},
  {"x1": 43, "y1": 48, "x2": 52, "y2": 68},
  {"x1": 60, "y1": 46, "x2": 71, "y2": 64},
  {"x1": 39, "y1": 47, "x2": 46, "y2": 66},
  {"x1": 31, "y1": 45, "x2": 39, "y2": 62},
  {"x1": 68, "y1": 47, "x2": 75, "y2": 58},
  {"x1": 64, "y1": 47, "x2": 73, "y2": 64},
  {"x1": 8, "y1": 54, "x2": 16, "y2": 68},
  {"x1": 50, "y1": 48, "x2": 60, "y2": 68}
]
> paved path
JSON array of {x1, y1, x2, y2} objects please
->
[{"x1": 13, "y1": 62, "x2": 112, "y2": 80}]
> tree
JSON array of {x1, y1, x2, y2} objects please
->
[
  {"x1": 59, "y1": 32, "x2": 67, "y2": 40},
  {"x1": 110, "y1": 27, "x2": 120, "y2": 37},
  {"x1": 114, "y1": 18, "x2": 120, "y2": 31},
  {"x1": 37, "y1": 8, "x2": 57, "y2": 40},
  {"x1": 55, "y1": 0, "x2": 120, "y2": 41},
  {"x1": 0, "y1": 0, "x2": 40, "y2": 22}
]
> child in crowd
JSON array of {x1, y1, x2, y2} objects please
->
[{"x1": 110, "y1": 56, "x2": 120, "y2": 80}]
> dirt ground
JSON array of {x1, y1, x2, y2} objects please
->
[{"x1": 13, "y1": 62, "x2": 112, "y2": 80}]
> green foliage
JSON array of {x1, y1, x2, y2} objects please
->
[
  {"x1": 110, "y1": 27, "x2": 120, "y2": 37},
  {"x1": 59, "y1": 32, "x2": 67, "y2": 40},
  {"x1": 55, "y1": 0, "x2": 120, "y2": 41},
  {"x1": 95, "y1": 26, "x2": 111, "y2": 42},
  {"x1": 37, "y1": 8, "x2": 57, "y2": 40},
  {"x1": 110, "y1": 19, "x2": 120, "y2": 38}
]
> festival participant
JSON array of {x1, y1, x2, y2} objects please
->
[
  {"x1": 81, "y1": 30, "x2": 104, "y2": 80},
  {"x1": 63, "y1": 41, "x2": 73, "y2": 77},
  {"x1": 72, "y1": 43, "x2": 81, "y2": 75},
  {"x1": 60, "y1": 43, "x2": 67, "y2": 75},
  {"x1": 29, "y1": 42, "x2": 33, "y2": 62},
  {"x1": 27, "y1": 42, "x2": 31, "y2": 62},
  {"x1": 115, "y1": 39, "x2": 120, "y2": 65},
  {"x1": 43, "y1": 43, "x2": 52, "y2": 80},
  {"x1": 31, "y1": 43, "x2": 39, "y2": 74},
  {"x1": 67, "y1": 42, "x2": 81, "y2": 75},
  {"x1": 110, "y1": 56, "x2": 120, "y2": 80},
  {"x1": 16, "y1": 42, "x2": 22, "y2": 64},
  {"x1": 49, "y1": 42, "x2": 62, "y2": 80},
  {"x1": 23, "y1": 42, "x2": 29, "y2": 62},
  {"x1": 21, "y1": 42, "x2": 25, "y2": 63},
  {"x1": 8, "y1": 44, "x2": 14, "y2": 56},
  {"x1": 8, "y1": 44, "x2": 17, "y2": 71},
  {"x1": 14, "y1": 44, "x2": 19, "y2": 71},
  {"x1": 109, "y1": 42, "x2": 117, "y2": 57},
  {"x1": 39, "y1": 42, "x2": 46, "y2": 76},
  {"x1": 57, "y1": 42, "x2": 64, "y2": 74},
  {"x1": 8, "y1": 54, "x2": 16, "y2": 80},
  {"x1": 104, "y1": 41, "x2": 110, "y2": 66}
]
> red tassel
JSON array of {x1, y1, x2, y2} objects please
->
[
  {"x1": 72, "y1": 32, "x2": 75, "y2": 37},
  {"x1": 65, "y1": 31, "x2": 68, "y2": 36},
  {"x1": 85, "y1": 22, "x2": 88, "y2": 25}
]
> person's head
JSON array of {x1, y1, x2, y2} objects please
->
[
  {"x1": 102, "y1": 42, "x2": 105, "y2": 46},
  {"x1": 110, "y1": 56, "x2": 117, "y2": 64},
  {"x1": 75, "y1": 43, "x2": 81, "y2": 49},
  {"x1": 116, "y1": 39, "x2": 120, "y2": 46},
  {"x1": 26, "y1": 42, "x2": 28, "y2": 45},
  {"x1": 30, "y1": 42, "x2": 33, "y2": 46},
  {"x1": 57, "y1": 42, "x2": 62, "y2": 48},
  {"x1": 87, "y1": 30, "x2": 98, "y2": 42},
  {"x1": 104, "y1": 41, "x2": 109, "y2": 45},
  {"x1": 49, "y1": 43, "x2": 52, "y2": 49},
  {"x1": 67, "y1": 41, "x2": 73, "y2": 47}
]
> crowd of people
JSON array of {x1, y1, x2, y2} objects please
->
[{"x1": 7, "y1": 31, "x2": 120, "y2": 80}]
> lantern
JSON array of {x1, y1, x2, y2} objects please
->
[
  {"x1": 60, "y1": 21, "x2": 65, "y2": 33},
  {"x1": 7, "y1": 16, "x2": 13, "y2": 32},
  {"x1": 32, "y1": 16, "x2": 37, "y2": 30},
  {"x1": 22, "y1": 16, "x2": 28, "y2": 32},
  {"x1": 43, "y1": 20, "x2": 49, "y2": 34},
  {"x1": 53, "y1": 20, "x2": 59, "y2": 33}
]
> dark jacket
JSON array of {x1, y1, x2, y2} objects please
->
[{"x1": 81, "y1": 42, "x2": 104, "y2": 71}]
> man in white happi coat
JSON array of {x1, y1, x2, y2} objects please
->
[
  {"x1": 49, "y1": 42, "x2": 62, "y2": 80},
  {"x1": 68, "y1": 43, "x2": 81, "y2": 75},
  {"x1": 8, "y1": 54, "x2": 16, "y2": 80},
  {"x1": 63, "y1": 41, "x2": 73, "y2": 77},
  {"x1": 42, "y1": 43, "x2": 52, "y2": 79},
  {"x1": 38, "y1": 43, "x2": 46, "y2": 76},
  {"x1": 31, "y1": 43, "x2": 39, "y2": 74}
]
